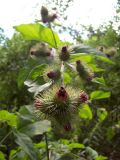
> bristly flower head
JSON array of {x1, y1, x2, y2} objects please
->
[
  {"x1": 76, "y1": 60, "x2": 94, "y2": 81},
  {"x1": 34, "y1": 86, "x2": 81, "y2": 125},
  {"x1": 30, "y1": 43, "x2": 54, "y2": 58},
  {"x1": 44, "y1": 65, "x2": 61, "y2": 82}
]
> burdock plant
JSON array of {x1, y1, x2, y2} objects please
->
[
  {"x1": 14, "y1": 5, "x2": 111, "y2": 160},
  {"x1": 32, "y1": 7, "x2": 91, "y2": 132}
]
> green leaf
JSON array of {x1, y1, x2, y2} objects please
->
[
  {"x1": 79, "y1": 104, "x2": 93, "y2": 120},
  {"x1": 97, "y1": 108, "x2": 108, "y2": 121},
  {"x1": 95, "y1": 55, "x2": 114, "y2": 64},
  {"x1": 17, "y1": 105, "x2": 35, "y2": 130},
  {"x1": 92, "y1": 77, "x2": 106, "y2": 86},
  {"x1": 86, "y1": 147, "x2": 98, "y2": 159},
  {"x1": 90, "y1": 90, "x2": 111, "y2": 100},
  {"x1": 14, "y1": 132, "x2": 39, "y2": 160},
  {"x1": 70, "y1": 53, "x2": 94, "y2": 63},
  {"x1": 0, "y1": 151, "x2": 5, "y2": 160},
  {"x1": 10, "y1": 149, "x2": 28, "y2": 160},
  {"x1": 88, "y1": 64, "x2": 105, "y2": 72},
  {"x1": 64, "y1": 72, "x2": 72, "y2": 84},
  {"x1": 0, "y1": 110, "x2": 17, "y2": 127},
  {"x1": 24, "y1": 80, "x2": 52, "y2": 95},
  {"x1": 34, "y1": 142, "x2": 46, "y2": 149},
  {"x1": 17, "y1": 68, "x2": 29, "y2": 88},
  {"x1": 96, "y1": 155, "x2": 108, "y2": 160},
  {"x1": 58, "y1": 153, "x2": 82, "y2": 160},
  {"x1": 68, "y1": 143, "x2": 85, "y2": 149},
  {"x1": 60, "y1": 139, "x2": 70, "y2": 145},
  {"x1": 14, "y1": 23, "x2": 61, "y2": 48},
  {"x1": 28, "y1": 64, "x2": 46, "y2": 80},
  {"x1": 72, "y1": 44, "x2": 105, "y2": 55},
  {"x1": 19, "y1": 120, "x2": 51, "y2": 137},
  {"x1": 106, "y1": 127, "x2": 115, "y2": 140}
]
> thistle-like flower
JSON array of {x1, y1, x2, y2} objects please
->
[
  {"x1": 34, "y1": 85, "x2": 90, "y2": 130},
  {"x1": 34, "y1": 86, "x2": 80, "y2": 125},
  {"x1": 43, "y1": 65, "x2": 61, "y2": 82},
  {"x1": 30, "y1": 43, "x2": 53, "y2": 58}
]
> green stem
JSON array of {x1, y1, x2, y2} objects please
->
[
  {"x1": 89, "y1": 121, "x2": 101, "y2": 143},
  {"x1": 0, "y1": 130, "x2": 12, "y2": 145},
  {"x1": 61, "y1": 61, "x2": 65, "y2": 87},
  {"x1": 48, "y1": 23, "x2": 58, "y2": 49},
  {"x1": 44, "y1": 132, "x2": 49, "y2": 160}
]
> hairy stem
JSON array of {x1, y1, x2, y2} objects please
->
[
  {"x1": 44, "y1": 132, "x2": 49, "y2": 160},
  {"x1": 61, "y1": 61, "x2": 65, "y2": 87}
]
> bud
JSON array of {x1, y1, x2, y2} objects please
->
[
  {"x1": 59, "y1": 46, "x2": 70, "y2": 61},
  {"x1": 79, "y1": 91, "x2": 89, "y2": 103},
  {"x1": 64, "y1": 122, "x2": 72, "y2": 131},
  {"x1": 41, "y1": 6, "x2": 49, "y2": 23},
  {"x1": 41, "y1": 6, "x2": 48, "y2": 16},
  {"x1": 76, "y1": 60, "x2": 84, "y2": 73},
  {"x1": 47, "y1": 71, "x2": 57, "y2": 79},
  {"x1": 76, "y1": 60, "x2": 94, "y2": 82},
  {"x1": 43, "y1": 65, "x2": 60, "y2": 82},
  {"x1": 40, "y1": 6, "x2": 57, "y2": 23},
  {"x1": 62, "y1": 46, "x2": 67, "y2": 53},
  {"x1": 30, "y1": 43, "x2": 53, "y2": 58},
  {"x1": 76, "y1": 60, "x2": 81, "y2": 65}
]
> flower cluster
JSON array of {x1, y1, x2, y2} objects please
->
[{"x1": 34, "y1": 86, "x2": 89, "y2": 131}]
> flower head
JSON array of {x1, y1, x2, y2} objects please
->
[{"x1": 34, "y1": 86, "x2": 79, "y2": 124}]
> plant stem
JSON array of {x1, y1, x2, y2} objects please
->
[
  {"x1": 61, "y1": 61, "x2": 65, "y2": 87},
  {"x1": 48, "y1": 23, "x2": 58, "y2": 49},
  {"x1": 0, "y1": 130, "x2": 12, "y2": 145},
  {"x1": 44, "y1": 132, "x2": 49, "y2": 160},
  {"x1": 88, "y1": 121, "x2": 101, "y2": 143}
]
